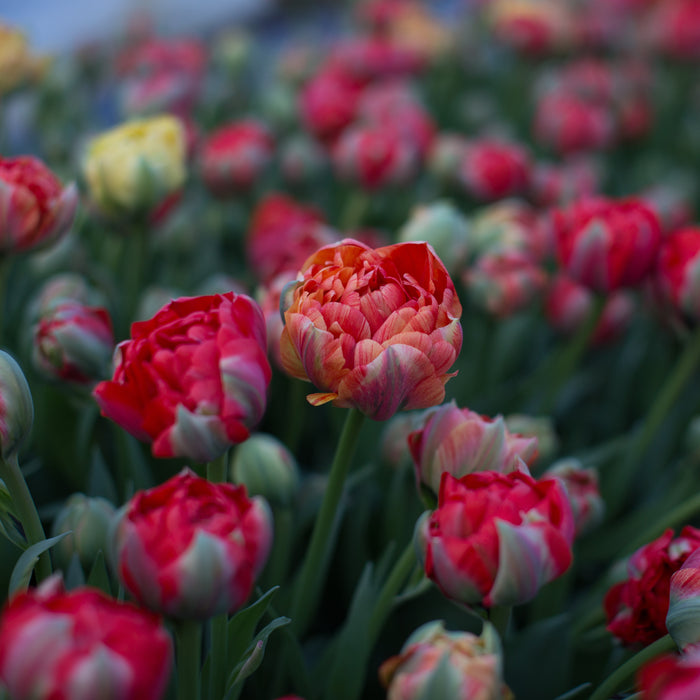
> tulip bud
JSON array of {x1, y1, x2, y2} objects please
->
[
  {"x1": 280, "y1": 135, "x2": 327, "y2": 185},
  {"x1": 545, "y1": 458, "x2": 604, "y2": 536},
  {"x1": 398, "y1": 201, "x2": 470, "y2": 276},
  {"x1": 231, "y1": 433, "x2": 300, "y2": 508},
  {"x1": 379, "y1": 620, "x2": 512, "y2": 700},
  {"x1": 503, "y1": 414, "x2": 559, "y2": 464},
  {"x1": 32, "y1": 301, "x2": 115, "y2": 386},
  {"x1": 667, "y1": 548, "x2": 700, "y2": 650},
  {"x1": 0, "y1": 156, "x2": 78, "y2": 255},
  {"x1": 408, "y1": 401, "x2": 537, "y2": 497},
  {"x1": 0, "y1": 351, "x2": 33, "y2": 460},
  {"x1": 51, "y1": 493, "x2": 117, "y2": 571}
]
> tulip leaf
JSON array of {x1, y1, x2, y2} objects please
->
[
  {"x1": 87, "y1": 447, "x2": 118, "y2": 504},
  {"x1": 9, "y1": 532, "x2": 71, "y2": 595},
  {"x1": 86, "y1": 550, "x2": 112, "y2": 596},
  {"x1": 0, "y1": 482, "x2": 26, "y2": 550},
  {"x1": 553, "y1": 683, "x2": 593, "y2": 700},
  {"x1": 322, "y1": 562, "x2": 378, "y2": 700},
  {"x1": 226, "y1": 586, "x2": 280, "y2": 666},
  {"x1": 225, "y1": 616, "x2": 291, "y2": 700}
]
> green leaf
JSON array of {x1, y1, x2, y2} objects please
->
[
  {"x1": 0, "y1": 481, "x2": 26, "y2": 550},
  {"x1": 86, "y1": 550, "x2": 112, "y2": 596},
  {"x1": 226, "y1": 586, "x2": 280, "y2": 666},
  {"x1": 504, "y1": 614, "x2": 573, "y2": 700},
  {"x1": 87, "y1": 448, "x2": 118, "y2": 504},
  {"x1": 225, "y1": 616, "x2": 291, "y2": 700},
  {"x1": 9, "y1": 533, "x2": 71, "y2": 594},
  {"x1": 553, "y1": 683, "x2": 593, "y2": 700},
  {"x1": 322, "y1": 562, "x2": 380, "y2": 700}
]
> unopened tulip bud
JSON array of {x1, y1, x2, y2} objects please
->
[
  {"x1": 545, "y1": 458, "x2": 604, "y2": 536},
  {"x1": 398, "y1": 201, "x2": 469, "y2": 276},
  {"x1": 231, "y1": 433, "x2": 300, "y2": 508},
  {"x1": 379, "y1": 620, "x2": 512, "y2": 700},
  {"x1": 0, "y1": 351, "x2": 33, "y2": 460},
  {"x1": 503, "y1": 414, "x2": 559, "y2": 464},
  {"x1": 52, "y1": 493, "x2": 117, "y2": 571},
  {"x1": 32, "y1": 301, "x2": 115, "y2": 386}
]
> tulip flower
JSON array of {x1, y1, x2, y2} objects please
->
[{"x1": 279, "y1": 239, "x2": 463, "y2": 421}]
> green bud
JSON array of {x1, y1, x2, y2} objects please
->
[
  {"x1": 231, "y1": 433, "x2": 300, "y2": 508},
  {"x1": 0, "y1": 350, "x2": 34, "y2": 460},
  {"x1": 51, "y1": 493, "x2": 116, "y2": 571}
]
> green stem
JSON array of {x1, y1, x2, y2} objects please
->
[
  {"x1": 121, "y1": 223, "x2": 149, "y2": 337},
  {"x1": 207, "y1": 452, "x2": 228, "y2": 483},
  {"x1": 207, "y1": 451, "x2": 229, "y2": 699},
  {"x1": 589, "y1": 634, "x2": 676, "y2": 700},
  {"x1": 0, "y1": 256, "x2": 12, "y2": 345},
  {"x1": 0, "y1": 453, "x2": 51, "y2": 582},
  {"x1": 289, "y1": 408, "x2": 365, "y2": 636},
  {"x1": 261, "y1": 507, "x2": 294, "y2": 591},
  {"x1": 488, "y1": 605, "x2": 512, "y2": 642},
  {"x1": 606, "y1": 324, "x2": 700, "y2": 515},
  {"x1": 540, "y1": 295, "x2": 606, "y2": 414},
  {"x1": 368, "y1": 542, "x2": 417, "y2": 643},
  {"x1": 175, "y1": 619, "x2": 202, "y2": 700}
]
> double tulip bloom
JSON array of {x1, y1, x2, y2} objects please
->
[
  {"x1": 419, "y1": 471, "x2": 574, "y2": 608},
  {"x1": 605, "y1": 527, "x2": 700, "y2": 646},
  {"x1": 280, "y1": 240, "x2": 463, "y2": 421},
  {"x1": 379, "y1": 620, "x2": 511, "y2": 700},
  {"x1": 553, "y1": 196, "x2": 662, "y2": 293},
  {"x1": 0, "y1": 577, "x2": 172, "y2": 700},
  {"x1": 93, "y1": 293, "x2": 271, "y2": 462},
  {"x1": 112, "y1": 469, "x2": 273, "y2": 619}
]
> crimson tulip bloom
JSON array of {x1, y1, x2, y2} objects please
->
[
  {"x1": 605, "y1": 527, "x2": 700, "y2": 646},
  {"x1": 0, "y1": 577, "x2": 172, "y2": 700},
  {"x1": 420, "y1": 471, "x2": 574, "y2": 607},
  {"x1": 112, "y1": 469, "x2": 273, "y2": 619},
  {"x1": 279, "y1": 240, "x2": 463, "y2": 421},
  {"x1": 553, "y1": 196, "x2": 662, "y2": 292},
  {"x1": 93, "y1": 293, "x2": 271, "y2": 461}
]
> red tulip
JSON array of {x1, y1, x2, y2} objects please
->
[
  {"x1": 93, "y1": 293, "x2": 271, "y2": 461},
  {"x1": 113, "y1": 469, "x2": 273, "y2": 619},
  {"x1": 0, "y1": 577, "x2": 172, "y2": 700}
]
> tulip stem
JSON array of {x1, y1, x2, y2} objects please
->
[
  {"x1": 121, "y1": 224, "x2": 149, "y2": 338},
  {"x1": 489, "y1": 605, "x2": 512, "y2": 642},
  {"x1": 0, "y1": 453, "x2": 51, "y2": 582},
  {"x1": 368, "y1": 541, "x2": 417, "y2": 643},
  {"x1": 606, "y1": 323, "x2": 700, "y2": 515},
  {"x1": 207, "y1": 452, "x2": 228, "y2": 483},
  {"x1": 175, "y1": 619, "x2": 202, "y2": 700},
  {"x1": 0, "y1": 256, "x2": 11, "y2": 344},
  {"x1": 289, "y1": 407, "x2": 365, "y2": 636},
  {"x1": 589, "y1": 634, "x2": 676, "y2": 700},
  {"x1": 207, "y1": 452, "x2": 229, "y2": 700}
]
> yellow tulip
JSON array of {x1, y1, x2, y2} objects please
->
[{"x1": 83, "y1": 115, "x2": 186, "y2": 217}]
